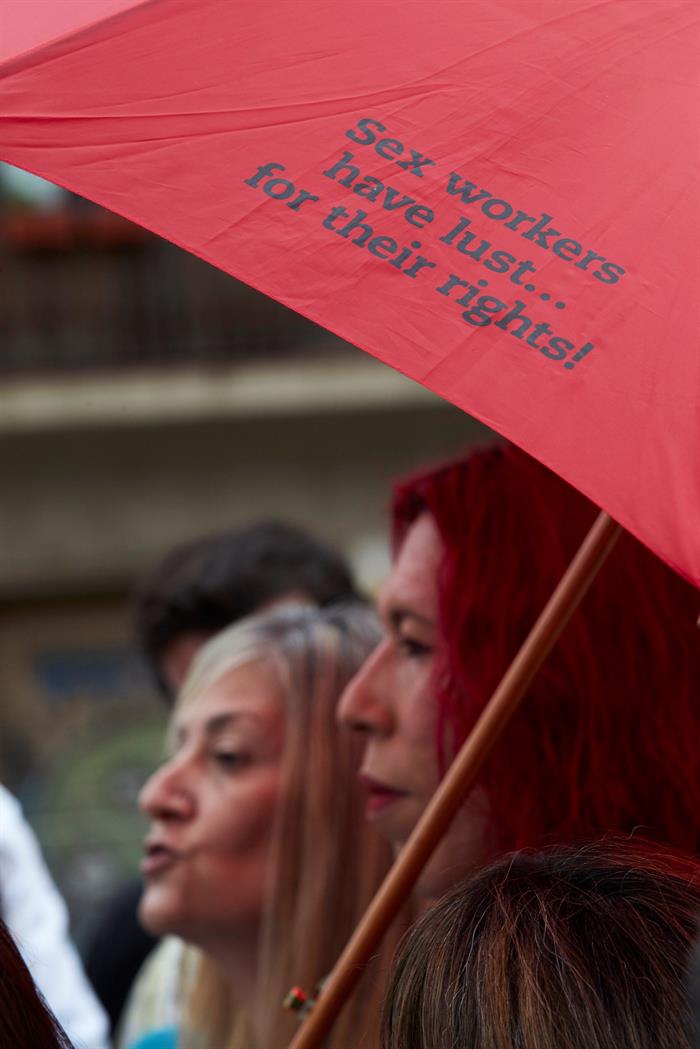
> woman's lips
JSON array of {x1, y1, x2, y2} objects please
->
[
  {"x1": 358, "y1": 772, "x2": 408, "y2": 817},
  {"x1": 141, "y1": 842, "x2": 181, "y2": 877}
]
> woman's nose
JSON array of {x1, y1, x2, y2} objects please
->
[
  {"x1": 337, "y1": 639, "x2": 395, "y2": 737},
  {"x1": 139, "y1": 757, "x2": 195, "y2": 821}
]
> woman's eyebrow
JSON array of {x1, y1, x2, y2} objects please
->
[
  {"x1": 205, "y1": 711, "x2": 267, "y2": 738},
  {"x1": 388, "y1": 607, "x2": 437, "y2": 630},
  {"x1": 204, "y1": 712, "x2": 241, "y2": 737},
  {"x1": 170, "y1": 710, "x2": 258, "y2": 747},
  {"x1": 170, "y1": 712, "x2": 238, "y2": 744}
]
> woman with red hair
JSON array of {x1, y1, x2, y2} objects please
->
[{"x1": 339, "y1": 443, "x2": 700, "y2": 897}]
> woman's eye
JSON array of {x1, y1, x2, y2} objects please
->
[
  {"x1": 212, "y1": 750, "x2": 249, "y2": 770},
  {"x1": 398, "y1": 637, "x2": 433, "y2": 658}
]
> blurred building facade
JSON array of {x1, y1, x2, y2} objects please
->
[{"x1": 0, "y1": 166, "x2": 487, "y2": 944}]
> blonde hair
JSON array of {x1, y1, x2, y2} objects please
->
[{"x1": 175, "y1": 603, "x2": 403, "y2": 1049}]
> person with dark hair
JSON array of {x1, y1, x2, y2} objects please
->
[
  {"x1": 339, "y1": 443, "x2": 700, "y2": 898},
  {"x1": 87, "y1": 519, "x2": 361, "y2": 1037},
  {"x1": 0, "y1": 917, "x2": 74, "y2": 1049},
  {"x1": 381, "y1": 838, "x2": 700, "y2": 1049},
  {"x1": 134, "y1": 520, "x2": 361, "y2": 701}
]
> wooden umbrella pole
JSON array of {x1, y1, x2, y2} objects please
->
[{"x1": 288, "y1": 510, "x2": 621, "y2": 1049}]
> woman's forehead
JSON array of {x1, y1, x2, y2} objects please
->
[
  {"x1": 380, "y1": 515, "x2": 442, "y2": 619},
  {"x1": 176, "y1": 661, "x2": 284, "y2": 731}
]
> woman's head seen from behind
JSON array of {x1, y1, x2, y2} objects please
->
[
  {"x1": 339, "y1": 443, "x2": 700, "y2": 896},
  {"x1": 382, "y1": 838, "x2": 700, "y2": 1049}
]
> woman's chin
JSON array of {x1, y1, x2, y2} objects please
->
[{"x1": 138, "y1": 889, "x2": 184, "y2": 939}]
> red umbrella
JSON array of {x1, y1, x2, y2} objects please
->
[
  {"x1": 0, "y1": 1, "x2": 697, "y2": 1044},
  {"x1": 1, "y1": 0, "x2": 697, "y2": 586}
]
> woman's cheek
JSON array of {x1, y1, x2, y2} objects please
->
[{"x1": 217, "y1": 772, "x2": 281, "y2": 855}]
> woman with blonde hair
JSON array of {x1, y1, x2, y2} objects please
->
[{"x1": 133, "y1": 603, "x2": 398, "y2": 1049}]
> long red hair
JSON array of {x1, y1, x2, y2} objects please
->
[{"x1": 392, "y1": 443, "x2": 700, "y2": 853}]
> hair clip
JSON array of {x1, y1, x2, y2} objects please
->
[{"x1": 283, "y1": 979, "x2": 326, "y2": 1021}]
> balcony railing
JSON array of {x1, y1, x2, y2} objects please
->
[{"x1": 0, "y1": 205, "x2": 337, "y2": 375}]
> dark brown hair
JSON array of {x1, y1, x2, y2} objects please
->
[
  {"x1": 382, "y1": 838, "x2": 700, "y2": 1049},
  {"x1": 0, "y1": 919, "x2": 73, "y2": 1048},
  {"x1": 134, "y1": 519, "x2": 361, "y2": 699}
]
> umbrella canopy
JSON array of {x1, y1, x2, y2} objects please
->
[
  {"x1": 0, "y1": 0, "x2": 698, "y2": 585},
  {"x1": 0, "y1": 0, "x2": 142, "y2": 65},
  {"x1": 2, "y1": 4, "x2": 697, "y2": 1045}
]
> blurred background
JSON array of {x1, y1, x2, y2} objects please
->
[{"x1": 0, "y1": 162, "x2": 487, "y2": 949}]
